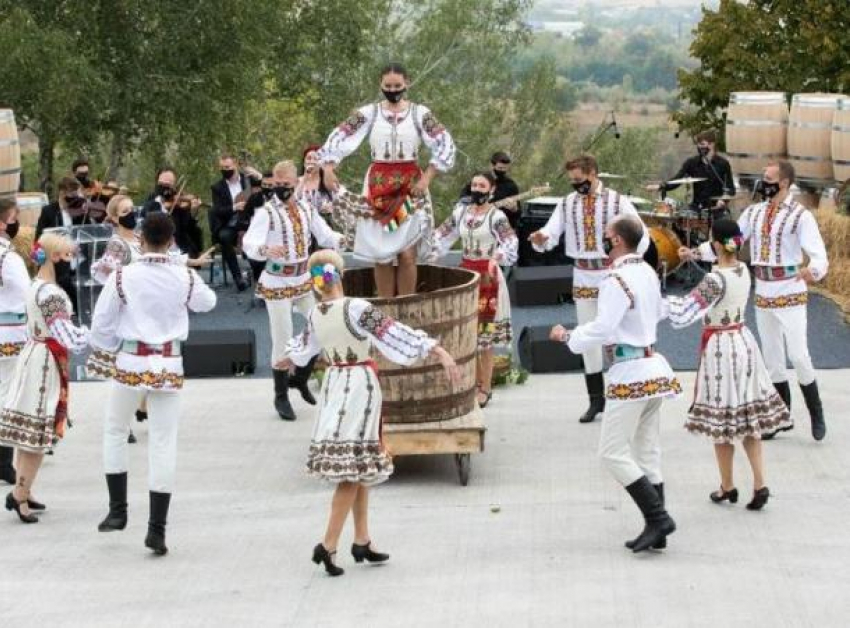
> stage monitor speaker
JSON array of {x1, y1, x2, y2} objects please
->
[
  {"x1": 183, "y1": 329, "x2": 256, "y2": 377},
  {"x1": 509, "y1": 265, "x2": 573, "y2": 307},
  {"x1": 518, "y1": 325, "x2": 584, "y2": 374}
]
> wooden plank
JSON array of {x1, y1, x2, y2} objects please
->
[
  {"x1": 385, "y1": 429, "x2": 483, "y2": 456},
  {"x1": 383, "y1": 407, "x2": 486, "y2": 456}
]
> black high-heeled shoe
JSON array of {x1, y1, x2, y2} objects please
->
[
  {"x1": 5, "y1": 492, "x2": 38, "y2": 524},
  {"x1": 312, "y1": 543, "x2": 344, "y2": 576},
  {"x1": 710, "y1": 487, "x2": 739, "y2": 504},
  {"x1": 352, "y1": 541, "x2": 390, "y2": 564},
  {"x1": 27, "y1": 499, "x2": 46, "y2": 511},
  {"x1": 746, "y1": 487, "x2": 770, "y2": 511}
]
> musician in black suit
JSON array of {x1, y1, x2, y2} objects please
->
[
  {"x1": 209, "y1": 155, "x2": 251, "y2": 291},
  {"x1": 663, "y1": 130, "x2": 736, "y2": 217},
  {"x1": 35, "y1": 176, "x2": 92, "y2": 309},
  {"x1": 141, "y1": 167, "x2": 204, "y2": 259}
]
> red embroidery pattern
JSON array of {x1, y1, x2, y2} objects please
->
[
  {"x1": 760, "y1": 202, "x2": 779, "y2": 263},
  {"x1": 583, "y1": 194, "x2": 597, "y2": 251}
]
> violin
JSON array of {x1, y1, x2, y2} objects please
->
[{"x1": 78, "y1": 179, "x2": 121, "y2": 222}]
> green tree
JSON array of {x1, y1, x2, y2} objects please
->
[
  {"x1": 0, "y1": 7, "x2": 103, "y2": 192},
  {"x1": 677, "y1": 0, "x2": 850, "y2": 140}
]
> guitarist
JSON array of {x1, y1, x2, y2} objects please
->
[{"x1": 460, "y1": 152, "x2": 522, "y2": 230}]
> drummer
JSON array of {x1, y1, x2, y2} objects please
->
[{"x1": 662, "y1": 131, "x2": 736, "y2": 218}]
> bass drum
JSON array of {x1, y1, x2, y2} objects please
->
[{"x1": 645, "y1": 226, "x2": 682, "y2": 276}]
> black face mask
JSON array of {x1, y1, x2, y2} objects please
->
[
  {"x1": 157, "y1": 185, "x2": 176, "y2": 200},
  {"x1": 5, "y1": 222, "x2": 19, "y2": 240},
  {"x1": 493, "y1": 169, "x2": 507, "y2": 181},
  {"x1": 760, "y1": 180, "x2": 781, "y2": 199},
  {"x1": 118, "y1": 212, "x2": 137, "y2": 230},
  {"x1": 382, "y1": 88, "x2": 406, "y2": 104},
  {"x1": 54, "y1": 260, "x2": 72, "y2": 282},
  {"x1": 470, "y1": 190, "x2": 489, "y2": 206},
  {"x1": 221, "y1": 169, "x2": 236, "y2": 181},
  {"x1": 572, "y1": 180, "x2": 592, "y2": 196},
  {"x1": 262, "y1": 187, "x2": 275, "y2": 201},
  {"x1": 75, "y1": 173, "x2": 90, "y2": 186},
  {"x1": 274, "y1": 186, "x2": 294, "y2": 202},
  {"x1": 602, "y1": 236, "x2": 615, "y2": 256},
  {"x1": 65, "y1": 195, "x2": 86, "y2": 209},
  {"x1": 697, "y1": 146, "x2": 710, "y2": 158}
]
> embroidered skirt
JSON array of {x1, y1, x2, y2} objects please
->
[
  {"x1": 351, "y1": 162, "x2": 434, "y2": 264},
  {"x1": 0, "y1": 341, "x2": 65, "y2": 453},
  {"x1": 461, "y1": 258, "x2": 512, "y2": 350},
  {"x1": 306, "y1": 363, "x2": 393, "y2": 485},
  {"x1": 685, "y1": 326, "x2": 791, "y2": 443}
]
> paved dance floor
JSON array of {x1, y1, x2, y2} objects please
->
[{"x1": 4, "y1": 372, "x2": 850, "y2": 627}]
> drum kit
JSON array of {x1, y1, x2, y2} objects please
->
[{"x1": 599, "y1": 172, "x2": 747, "y2": 288}]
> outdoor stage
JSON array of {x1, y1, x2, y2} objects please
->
[{"x1": 2, "y1": 372, "x2": 849, "y2": 627}]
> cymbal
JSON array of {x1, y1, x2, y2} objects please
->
[
  {"x1": 667, "y1": 176, "x2": 707, "y2": 185},
  {"x1": 711, "y1": 193, "x2": 746, "y2": 202},
  {"x1": 598, "y1": 172, "x2": 626, "y2": 179},
  {"x1": 625, "y1": 196, "x2": 652, "y2": 206}
]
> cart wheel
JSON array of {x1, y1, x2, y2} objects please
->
[{"x1": 454, "y1": 453, "x2": 471, "y2": 486}]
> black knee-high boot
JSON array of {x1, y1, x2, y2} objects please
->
[
  {"x1": 273, "y1": 369, "x2": 296, "y2": 421},
  {"x1": 145, "y1": 491, "x2": 171, "y2": 556},
  {"x1": 579, "y1": 372, "x2": 606, "y2": 423},
  {"x1": 0, "y1": 446, "x2": 15, "y2": 485},
  {"x1": 288, "y1": 356, "x2": 317, "y2": 405},
  {"x1": 624, "y1": 476, "x2": 676, "y2": 553},
  {"x1": 625, "y1": 483, "x2": 666, "y2": 549},
  {"x1": 800, "y1": 381, "x2": 826, "y2": 441},
  {"x1": 98, "y1": 472, "x2": 128, "y2": 532}
]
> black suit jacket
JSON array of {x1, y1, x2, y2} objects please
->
[
  {"x1": 141, "y1": 195, "x2": 203, "y2": 258},
  {"x1": 209, "y1": 175, "x2": 248, "y2": 236},
  {"x1": 35, "y1": 201, "x2": 93, "y2": 240}
]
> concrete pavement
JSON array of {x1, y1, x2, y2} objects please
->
[{"x1": 2, "y1": 371, "x2": 849, "y2": 628}]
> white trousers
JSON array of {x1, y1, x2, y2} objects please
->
[
  {"x1": 755, "y1": 306, "x2": 816, "y2": 385},
  {"x1": 103, "y1": 383, "x2": 182, "y2": 493},
  {"x1": 267, "y1": 294, "x2": 315, "y2": 368},
  {"x1": 598, "y1": 397, "x2": 664, "y2": 486},
  {"x1": 576, "y1": 298, "x2": 604, "y2": 374}
]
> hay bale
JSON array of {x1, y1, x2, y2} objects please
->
[{"x1": 814, "y1": 209, "x2": 850, "y2": 320}]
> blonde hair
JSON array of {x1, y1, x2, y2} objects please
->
[
  {"x1": 273, "y1": 160, "x2": 298, "y2": 177},
  {"x1": 308, "y1": 249, "x2": 345, "y2": 293},
  {"x1": 105, "y1": 194, "x2": 134, "y2": 224},
  {"x1": 37, "y1": 232, "x2": 74, "y2": 261}
]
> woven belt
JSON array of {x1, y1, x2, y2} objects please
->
[
  {"x1": 0, "y1": 312, "x2": 26, "y2": 325},
  {"x1": 575, "y1": 258, "x2": 611, "y2": 271},
  {"x1": 753, "y1": 265, "x2": 799, "y2": 281},
  {"x1": 121, "y1": 340, "x2": 182, "y2": 357},
  {"x1": 265, "y1": 260, "x2": 308, "y2": 276},
  {"x1": 605, "y1": 344, "x2": 654, "y2": 364}
]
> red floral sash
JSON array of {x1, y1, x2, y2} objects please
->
[
  {"x1": 461, "y1": 258, "x2": 498, "y2": 323},
  {"x1": 366, "y1": 162, "x2": 421, "y2": 227},
  {"x1": 42, "y1": 338, "x2": 70, "y2": 438}
]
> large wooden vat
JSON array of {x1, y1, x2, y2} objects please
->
[
  {"x1": 832, "y1": 97, "x2": 850, "y2": 184},
  {"x1": 725, "y1": 92, "x2": 788, "y2": 179},
  {"x1": 343, "y1": 265, "x2": 479, "y2": 424},
  {"x1": 788, "y1": 93, "x2": 845, "y2": 182},
  {"x1": 0, "y1": 110, "x2": 21, "y2": 200}
]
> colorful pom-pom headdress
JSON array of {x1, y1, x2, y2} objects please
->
[{"x1": 311, "y1": 263, "x2": 340, "y2": 290}]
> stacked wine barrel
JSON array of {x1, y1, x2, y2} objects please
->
[
  {"x1": 0, "y1": 109, "x2": 21, "y2": 200},
  {"x1": 725, "y1": 92, "x2": 850, "y2": 187}
]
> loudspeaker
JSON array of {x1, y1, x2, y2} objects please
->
[
  {"x1": 509, "y1": 265, "x2": 573, "y2": 307},
  {"x1": 183, "y1": 329, "x2": 256, "y2": 377},
  {"x1": 518, "y1": 326, "x2": 584, "y2": 373},
  {"x1": 516, "y1": 201, "x2": 571, "y2": 267}
]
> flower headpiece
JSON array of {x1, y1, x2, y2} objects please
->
[
  {"x1": 310, "y1": 263, "x2": 339, "y2": 290},
  {"x1": 30, "y1": 242, "x2": 47, "y2": 266},
  {"x1": 723, "y1": 235, "x2": 744, "y2": 253}
]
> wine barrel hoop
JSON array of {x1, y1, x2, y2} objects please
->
[
  {"x1": 0, "y1": 110, "x2": 21, "y2": 201},
  {"x1": 379, "y1": 351, "x2": 476, "y2": 376},
  {"x1": 381, "y1": 386, "x2": 477, "y2": 413}
]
